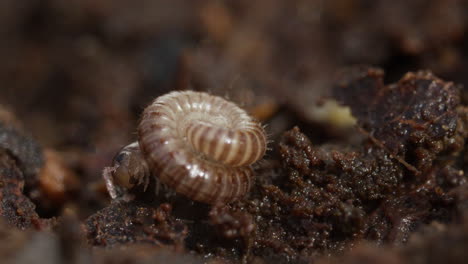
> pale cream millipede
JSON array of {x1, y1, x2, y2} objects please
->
[{"x1": 104, "y1": 91, "x2": 267, "y2": 204}]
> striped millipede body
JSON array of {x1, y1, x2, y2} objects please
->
[{"x1": 104, "y1": 91, "x2": 267, "y2": 204}]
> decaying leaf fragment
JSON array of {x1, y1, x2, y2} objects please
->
[{"x1": 333, "y1": 67, "x2": 461, "y2": 172}]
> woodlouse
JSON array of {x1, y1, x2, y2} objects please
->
[{"x1": 104, "y1": 90, "x2": 267, "y2": 204}]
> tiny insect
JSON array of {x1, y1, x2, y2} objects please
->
[{"x1": 103, "y1": 90, "x2": 267, "y2": 204}]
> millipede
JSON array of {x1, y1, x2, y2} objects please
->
[{"x1": 103, "y1": 90, "x2": 267, "y2": 204}]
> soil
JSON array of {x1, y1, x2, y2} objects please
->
[{"x1": 0, "y1": 0, "x2": 467, "y2": 263}]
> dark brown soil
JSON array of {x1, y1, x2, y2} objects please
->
[{"x1": 0, "y1": 1, "x2": 467, "y2": 263}]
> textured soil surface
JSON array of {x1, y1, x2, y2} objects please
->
[{"x1": 0, "y1": 1, "x2": 467, "y2": 263}]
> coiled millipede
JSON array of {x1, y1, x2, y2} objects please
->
[{"x1": 103, "y1": 91, "x2": 267, "y2": 204}]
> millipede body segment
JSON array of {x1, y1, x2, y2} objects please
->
[{"x1": 106, "y1": 91, "x2": 267, "y2": 204}]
